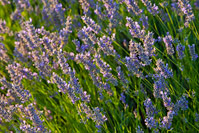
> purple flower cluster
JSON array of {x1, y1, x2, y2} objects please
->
[
  {"x1": 94, "y1": 53, "x2": 118, "y2": 87},
  {"x1": 18, "y1": 104, "x2": 47, "y2": 132},
  {"x1": 78, "y1": 103, "x2": 107, "y2": 129},
  {"x1": 42, "y1": 0, "x2": 66, "y2": 29},
  {"x1": 75, "y1": 52, "x2": 103, "y2": 90},
  {"x1": 153, "y1": 76, "x2": 170, "y2": 98},
  {"x1": 7, "y1": 62, "x2": 38, "y2": 83},
  {"x1": 125, "y1": 18, "x2": 155, "y2": 78},
  {"x1": 141, "y1": 0, "x2": 159, "y2": 15},
  {"x1": 160, "y1": 110, "x2": 175, "y2": 129},
  {"x1": 144, "y1": 98, "x2": 158, "y2": 117},
  {"x1": 126, "y1": 17, "x2": 145, "y2": 39},
  {"x1": 176, "y1": 44, "x2": 185, "y2": 59},
  {"x1": 195, "y1": 113, "x2": 199, "y2": 122},
  {"x1": 51, "y1": 71, "x2": 90, "y2": 103},
  {"x1": 144, "y1": 98, "x2": 158, "y2": 129},
  {"x1": 94, "y1": 2, "x2": 103, "y2": 20},
  {"x1": 0, "y1": 0, "x2": 196, "y2": 132},
  {"x1": 140, "y1": 15, "x2": 149, "y2": 29},
  {"x1": 79, "y1": 0, "x2": 92, "y2": 15},
  {"x1": 124, "y1": 0, "x2": 142, "y2": 16},
  {"x1": 163, "y1": 34, "x2": 175, "y2": 55},
  {"x1": 59, "y1": 16, "x2": 73, "y2": 45},
  {"x1": 161, "y1": 92, "x2": 174, "y2": 110},
  {"x1": 11, "y1": 0, "x2": 32, "y2": 20},
  {"x1": 82, "y1": 15, "x2": 101, "y2": 34},
  {"x1": 116, "y1": 66, "x2": 128, "y2": 87},
  {"x1": 171, "y1": 0, "x2": 182, "y2": 15},
  {"x1": 102, "y1": 0, "x2": 122, "y2": 30},
  {"x1": 0, "y1": 74, "x2": 47, "y2": 131},
  {"x1": 124, "y1": 55, "x2": 144, "y2": 78},
  {"x1": 0, "y1": 19, "x2": 12, "y2": 35},
  {"x1": 97, "y1": 35, "x2": 117, "y2": 56},
  {"x1": 188, "y1": 44, "x2": 198, "y2": 61},
  {"x1": 173, "y1": 95, "x2": 189, "y2": 114},
  {"x1": 161, "y1": 95, "x2": 188, "y2": 129},
  {"x1": 143, "y1": 32, "x2": 155, "y2": 57},
  {"x1": 120, "y1": 92, "x2": 126, "y2": 104},
  {"x1": 154, "y1": 59, "x2": 173, "y2": 79},
  {"x1": 0, "y1": 43, "x2": 11, "y2": 63},
  {"x1": 78, "y1": 26, "x2": 98, "y2": 48},
  {"x1": 129, "y1": 40, "x2": 151, "y2": 65},
  {"x1": 126, "y1": 17, "x2": 155, "y2": 58},
  {"x1": 0, "y1": 94, "x2": 17, "y2": 122},
  {"x1": 144, "y1": 94, "x2": 189, "y2": 130},
  {"x1": 178, "y1": 0, "x2": 195, "y2": 27}
]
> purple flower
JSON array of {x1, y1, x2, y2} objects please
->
[
  {"x1": 124, "y1": 55, "x2": 144, "y2": 78},
  {"x1": 161, "y1": 92, "x2": 174, "y2": 110},
  {"x1": 94, "y1": 53, "x2": 118, "y2": 87},
  {"x1": 126, "y1": 17, "x2": 145, "y2": 39},
  {"x1": 144, "y1": 98, "x2": 157, "y2": 117},
  {"x1": 78, "y1": 103, "x2": 107, "y2": 129},
  {"x1": 57, "y1": 51, "x2": 70, "y2": 74},
  {"x1": 145, "y1": 117, "x2": 158, "y2": 129},
  {"x1": 102, "y1": 0, "x2": 122, "y2": 29},
  {"x1": 129, "y1": 40, "x2": 151, "y2": 65},
  {"x1": 92, "y1": 107, "x2": 107, "y2": 125},
  {"x1": 124, "y1": 0, "x2": 142, "y2": 16},
  {"x1": 160, "y1": 110, "x2": 175, "y2": 129},
  {"x1": 0, "y1": 43, "x2": 11, "y2": 63},
  {"x1": 59, "y1": 16, "x2": 72, "y2": 45},
  {"x1": 0, "y1": 19, "x2": 12, "y2": 35},
  {"x1": 78, "y1": 26, "x2": 98, "y2": 48},
  {"x1": 188, "y1": 44, "x2": 198, "y2": 61},
  {"x1": 11, "y1": 0, "x2": 32, "y2": 20},
  {"x1": 82, "y1": 15, "x2": 101, "y2": 34},
  {"x1": 153, "y1": 76, "x2": 170, "y2": 98},
  {"x1": 94, "y1": 2, "x2": 105, "y2": 19},
  {"x1": 195, "y1": 113, "x2": 199, "y2": 122},
  {"x1": 143, "y1": 32, "x2": 156, "y2": 57},
  {"x1": 116, "y1": 66, "x2": 128, "y2": 86},
  {"x1": 140, "y1": 15, "x2": 148, "y2": 29},
  {"x1": 176, "y1": 44, "x2": 185, "y2": 59},
  {"x1": 97, "y1": 35, "x2": 120, "y2": 58},
  {"x1": 141, "y1": 0, "x2": 159, "y2": 15},
  {"x1": 51, "y1": 72, "x2": 79, "y2": 103},
  {"x1": 79, "y1": 0, "x2": 91, "y2": 15},
  {"x1": 41, "y1": 0, "x2": 66, "y2": 29},
  {"x1": 154, "y1": 59, "x2": 173, "y2": 79},
  {"x1": 163, "y1": 34, "x2": 175, "y2": 55},
  {"x1": 178, "y1": 0, "x2": 195, "y2": 27},
  {"x1": 173, "y1": 95, "x2": 189, "y2": 115},
  {"x1": 120, "y1": 92, "x2": 126, "y2": 104}
]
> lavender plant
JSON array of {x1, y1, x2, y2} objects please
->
[{"x1": 0, "y1": 0, "x2": 198, "y2": 132}]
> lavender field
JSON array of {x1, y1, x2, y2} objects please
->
[{"x1": 0, "y1": 0, "x2": 199, "y2": 132}]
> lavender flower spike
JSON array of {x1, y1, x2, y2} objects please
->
[
  {"x1": 178, "y1": 0, "x2": 195, "y2": 27},
  {"x1": 176, "y1": 44, "x2": 185, "y2": 59},
  {"x1": 188, "y1": 44, "x2": 198, "y2": 61},
  {"x1": 82, "y1": 15, "x2": 101, "y2": 34},
  {"x1": 163, "y1": 34, "x2": 175, "y2": 55},
  {"x1": 126, "y1": 17, "x2": 145, "y2": 39},
  {"x1": 154, "y1": 59, "x2": 173, "y2": 79},
  {"x1": 124, "y1": 0, "x2": 142, "y2": 16},
  {"x1": 141, "y1": 0, "x2": 159, "y2": 15}
]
